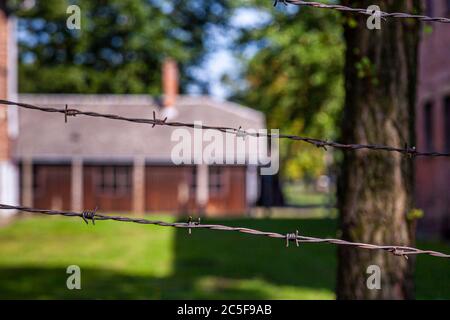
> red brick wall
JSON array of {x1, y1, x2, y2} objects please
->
[
  {"x1": 416, "y1": 0, "x2": 450, "y2": 236},
  {"x1": 0, "y1": 7, "x2": 9, "y2": 161}
]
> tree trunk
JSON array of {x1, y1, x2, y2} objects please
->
[{"x1": 337, "y1": 0, "x2": 421, "y2": 300}]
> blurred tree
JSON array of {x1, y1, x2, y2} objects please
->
[
  {"x1": 337, "y1": 0, "x2": 421, "y2": 299},
  {"x1": 6, "y1": 0, "x2": 230, "y2": 94},
  {"x1": 228, "y1": 0, "x2": 344, "y2": 181}
]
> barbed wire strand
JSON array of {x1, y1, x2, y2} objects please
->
[
  {"x1": 1, "y1": 99, "x2": 449, "y2": 158},
  {"x1": 275, "y1": 1, "x2": 450, "y2": 24},
  {"x1": 1, "y1": 203, "x2": 449, "y2": 259}
]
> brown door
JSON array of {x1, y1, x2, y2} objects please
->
[
  {"x1": 83, "y1": 165, "x2": 133, "y2": 212},
  {"x1": 33, "y1": 165, "x2": 71, "y2": 210},
  {"x1": 207, "y1": 166, "x2": 246, "y2": 215},
  {"x1": 145, "y1": 165, "x2": 193, "y2": 212}
]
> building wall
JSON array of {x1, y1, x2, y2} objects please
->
[
  {"x1": 0, "y1": 6, "x2": 9, "y2": 160},
  {"x1": 83, "y1": 164, "x2": 133, "y2": 212},
  {"x1": 144, "y1": 165, "x2": 247, "y2": 215},
  {"x1": 207, "y1": 166, "x2": 247, "y2": 216},
  {"x1": 0, "y1": 6, "x2": 19, "y2": 216},
  {"x1": 21, "y1": 163, "x2": 248, "y2": 215},
  {"x1": 145, "y1": 165, "x2": 193, "y2": 212},
  {"x1": 29, "y1": 164, "x2": 72, "y2": 210},
  {"x1": 416, "y1": 0, "x2": 450, "y2": 237}
]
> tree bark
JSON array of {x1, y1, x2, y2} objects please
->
[{"x1": 337, "y1": 0, "x2": 421, "y2": 300}]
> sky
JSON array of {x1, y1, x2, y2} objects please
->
[{"x1": 197, "y1": 7, "x2": 272, "y2": 100}]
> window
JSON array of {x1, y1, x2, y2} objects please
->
[
  {"x1": 96, "y1": 166, "x2": 131, "y2": 195},
  {"x1": 445, "y1": 97, "x2": 450, "y2": 153},
  {"x1": 209, "y1": 166, "x2": 224, "y2": 196},
  {"x1": 424, "y1": 102, "x2": 434, "y2": 151},
  {"x1": 426, "y1": 0, "x2": 433, "y2": 16}
]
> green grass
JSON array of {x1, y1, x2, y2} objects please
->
[
  {"x1": 284, "y1": 183, "x2": 334, "y2": 207},
  {"x1": 0, "y1": 215, "x2": 448, "y2": 299}
]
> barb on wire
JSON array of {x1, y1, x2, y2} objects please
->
[
  {"x1": 1, "y1": 203, "x2": 449, "y2": 259},
  {"x1": 82, "y1": 206, "x2": 98, "y2": 225},
  {"x1": 282, "y1": 1, "x2": 450, "y2": 24},
  {"x1": 187, "y1": 216, "x2": 201, "y2": 235},
  {"x1": 1, "y1": 99, "x2": 449, "y2": 158},
  {"x1": 286, "y1": 230, "x2": 300, "y2": 247},
  {"x1": 273, "y1": 0, "x2": 288, "y2": 7}
]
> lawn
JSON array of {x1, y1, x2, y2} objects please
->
[
  {"x1": 0, "y1": 215, "x2": 448, "y2": 299},
  {"x1": 284, "y1": 183, "x2": 334, "y2": 207}
]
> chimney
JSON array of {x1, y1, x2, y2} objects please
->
[{"x1": 162, "y1": 58, "x2": 179, "y2": 108}]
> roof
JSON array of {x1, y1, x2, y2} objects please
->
[{"x1": 14, "y1": 94, "x2": 266, "y2": 163}]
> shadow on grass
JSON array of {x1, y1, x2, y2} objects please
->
[
  {"x1": 171, "y1": 218, "x2": 338, "y2": 293},
  {"x1": 0, "y1": 267, "x2": 273, "y2": 299},
  {"x1": 0, "y1": 217, "x2": 448, "y2": 299},
  {"x1": 0, "y1": 218, "x2": 339, "y2": 299}
]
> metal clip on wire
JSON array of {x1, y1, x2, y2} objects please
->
[
  {"x1": 64, "y1": 104, "x2": 77, "y2": 123},
  {"x1": 404, "y1": 143, "x2": 417, "y2": 159},
  {"x1": 286, "y1": 230, "x2": 300, "y2": 247},
  {"x1": 236, "y1": 126, "x2": 247, "y2": 139},
  {"x1": 187, "y1": 216, "x2": 201, "y2": 235},
  {"x1": 315, "y1": 140, "x2": 328, "y2": 151},
  {"x1": 82, "y1": 207, "x2": 98, "y2": 225},
  {"x1": 152, "y1": 111, "x2": 167, "y2": 128},
  {"x1": 389, "y1": 247, "x2": 408, "y2": 260}
]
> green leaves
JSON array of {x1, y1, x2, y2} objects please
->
[
  {"x1": 230, "y1": 3, "x2": 344, "y2": 179},
  {"x1": 13, "y1": 0, "x2": 230, "y2": 94}
]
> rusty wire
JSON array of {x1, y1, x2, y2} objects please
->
[
  {"x1": 1, "y1": 99, "x2": 449, "y2": 158},
  {"x1": 275, "y1": 1, "x2": 450, "y2": 24},
  {"x1": 1, "y1": 203, "x2": 449, "y2": 259}
]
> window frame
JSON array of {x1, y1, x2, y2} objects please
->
[
  {"x1": 426, "y1": 0, "x2": 434, "y2": 17},
  {"x1": 444, "y1": 96, "x2": 450, "y2": 153},
  {"x1": 189, "y1": 166, "x2": 197, "y2": 195},
  {"x1": 95, "y1": 165, "x2": 132, "y2": 196},
  {"x1": 423, "y1": 101, "x2": 434, "y2": 152},
  {"x1": 208, "y1": 166, "x2": 226, "y2": 197}
]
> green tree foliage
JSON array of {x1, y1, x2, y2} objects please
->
[
  {"x1": 229, "y1": 1, "x2": 344, "y2": 180},
  {"x1": 7, "y1": 0, "x2": 230, "y2": 94}
]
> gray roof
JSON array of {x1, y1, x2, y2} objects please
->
[{"x1": 14, "y1": 94, "x2": 266, "y2": 163}]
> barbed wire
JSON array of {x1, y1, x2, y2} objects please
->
[
  {"x1": 275, "y1": 1, "x2": 450, "y2": 24},
  {"x1": 1, "y1": 203, "x2": 449, "y2": 259},
  {"x1": 1, "y1": 99, "x2": 449, "y2": 158}
]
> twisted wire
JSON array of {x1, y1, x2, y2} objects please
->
[
  {"x1": 276, "y1": 1, "x2": 450, "y2": 24},
  {"x1": 1, "y1": 99, "x2": 449, "y2": 158},
  {"x1": 1, "y1": 203, "x2": 449, "y2": 259}
]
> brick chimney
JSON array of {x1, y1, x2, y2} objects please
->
[
  {"x1": 162, "y1": 58, "x2": 179, "y2": 108},
  {"x1": 0, "y1": 4, "x2": 10, "y2": 160}
]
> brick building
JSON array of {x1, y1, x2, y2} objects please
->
[
  {"x1": 0, "y1": 6, "x2": 266, "y2": 216},
  {"x1": 416, "y1": 0, "x2": 450, "y2": 237},
  {"x1": 1, "y1": 2, "x2": 449, "y2": 227}
]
